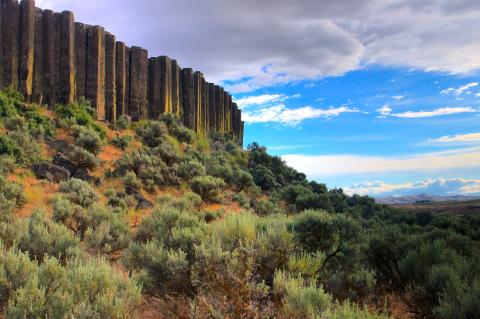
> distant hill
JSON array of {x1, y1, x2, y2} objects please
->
[{"x1": 375, "y1": 193, "x2": 480, "y2": 205}]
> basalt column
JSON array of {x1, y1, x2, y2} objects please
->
[
  {"x1": 32, "y1": 8, "x2": 43, "y2": 103},
  {"x1": 160, "y1": 56, "x2": 172, "y2": 114},
  {"x1": 115, "y1": 41, "x2": 126, "y2": 118},
  {"x1": 53, "y1": 12, "x2": 60, "y2": 102},
  {"x1": 148, "y1": 57, "x2": 161, "y2": 119},
  {"x1": 129, "y1": 46, "x2": 148, "y2": 121},
  {"x1": 3, "y1": 0, "x2": 20, "y2": 90},
  {"x1": 75, "y1": 23, "x2": 87, "y2": 100},
  {"x1": 214, "y1": 85, "x2": 224, "y2": 132},
  {"x1": 193, "y1": 71, "x2": 203, "y2": 134},
  {"x1": 105, "y1": 32, "x2": 116, "y2": 122},
  {"x1": 0, "y1": 0, "x2": 3, "y2": 89},
  {"x1": 232, "y1": 104, "x2": 240, "y2": 138},
  {"x1": 240, "y1": 121, "x2": 244, "y2": 146},
  {"x1": 41, "y1": 10, "x2": 55, "y2": 104},
  {"x1": 19, "y1": 0, "x2": 35, "y2": 100},
  {"x1": 203, "y1": 78, "x2": 208, "y2": 134},
  {"x1": 223, "y1": 92, "x2": 230, "y2": 132},
  {"x1": 124, "y1": 46, "x2": 131, "y2": 116},
  {"x1": 182, "y1": 68, "x2": 195, "y2": 130},
  {"x1": 208, "y1": 83, "x2": 216, "y2": 132},
  {"x1": 171, "y1": 59, "x2": 181, "y2": 116},
  {"x1": 86, "y1": 25, "x2": 106, "y2": 120},
  {"x1": 60, "y1": 11, "x2": 75, "y2": 104}
]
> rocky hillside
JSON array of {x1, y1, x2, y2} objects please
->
[{"x1": 0, "y1": 89, "x2": 479, "y2": 319}]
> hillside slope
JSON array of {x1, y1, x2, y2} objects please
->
[{"x1": 0, "y1": 90, "x2": 479, "y2": 319}]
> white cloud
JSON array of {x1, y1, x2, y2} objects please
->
[
  {"x1": 35, "y1": 0, "x2": 480, "y2": 92},
  {"x1": 235, "y1": 94, "x2": 286, "y2": 109},
  {"x1": 243, "y1": 104, "x2": 359, "y2": 125},
  {"x1": 431, "y1": 132, "x2": 480, "y2": 144},
  {"x1": 378, "y1": 106, "x2": 477, "y2": 118},
  {"x1": 441, "y1": 82, "x2": 479, "y2": 96},
  {"x1": 392, "y1": 95, "x2": 404, "y2": 100},
  {"x1": 282, "y1": 147, "x2": 480, "y2": 178},
  {"x1": 344, "y1": 178, "x2": 480, "y2": 196}
]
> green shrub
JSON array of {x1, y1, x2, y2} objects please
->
[
  {"x1": 273, "y1": 270, "x2": 332, "y2": 318},
  {"x1": 213, "y1": 213, "x2": 258, "y2": 251},
  {"x1": 55, "y1": 102, "x2": 106, "y2": 138},
  {"x1": 16, "y1": 211, "x2": 80, "y2": 263},
  {"x1": 65, "y1": 145, "x2": 99, "y2": 170},
  {"x1": 190, "y1": 175, "x2": 225, "y2": 202},
  {"x1": 124, "y1": 241, "x2": 190, "y2": 295},
  {"x1": 59, "y1": 178, "x2": 98, "y2": 208},
  {"x1": 3, "y1": 254, "x2": 141, "y2": 318},
  {"x1": 0, "y1": 176, "x2": 25, "y2": 217},
  {"x1": 136, "y1": 121, "x2": 168, "y2": 148},
  {"x1": 124, "y1": 170, "x2": 142, "y2": 190},
  {"x1": 235, "y1": 170, "x2": 255, "y2": 191},
  {"x1": 232, "y1": 191, "x2": 250, "y2": 208},
  {"x1": 72, "y1": 124, "x2": 103, "y2": 154},
  {"x1": 84, "y1": 217, "x2": 130, "y2": 254},
  {"x1": 0, "y1": 155, "x2": 16, "y2": 176},
  {"x1": 111, "y1": 135, "x2": 132, "y2": 150},
  {"x1": 115, "y1": 115, "x2": 131, "y2": 130},
  {"x1": 177, "y1": 160, "x2": 206, "y2": 181}
]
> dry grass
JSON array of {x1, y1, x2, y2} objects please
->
[{"x1": 8, "y1": 169, "x2": 58, "y2": 217}]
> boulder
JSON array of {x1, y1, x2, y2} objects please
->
[
  {"x1": 53, "y1": 152, "x2": 77, "y2": 174},
  {"x1": 125, "y1": 186, "x2": 153, "y2": 209},
  {"x1": 32, "y1": 162, "x2": 70, "y2": 182}
]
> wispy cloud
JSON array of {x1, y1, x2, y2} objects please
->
[
  {"x1": 344, "y1": 177, "x2": 480, "y2": 196},
  {"x1": 441, "y1": 82, "x2": 479, "y2": 96},
  {"x1": 377, "y1": 105, "x2": 477, "y2": 118},
  {"x1": 282, "y1": 147, "x2": 480, "y2": 178},
  {"x1": 392, "y1": 95, "x2": 404, "y2": 100},
  {"x1": 243, "y1": 104, "x2": 359, "y2": 125},
  {"x1": 235, "y1": 94, "x2": 286, "y2": 109},
  {"x1": 430, "y1": 132, "x2": 480, "y2": 144}
]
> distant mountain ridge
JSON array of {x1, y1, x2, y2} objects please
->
[{"x1": 375, "y1": 193, "x2": 480, "y2": 205}]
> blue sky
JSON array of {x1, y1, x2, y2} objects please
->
[
  {"x1": 234, "y1": 66, "x2": 480, "y2": 196},
  {"x1": 37, "y1": 0, "x2": 480, "y2": 196}
]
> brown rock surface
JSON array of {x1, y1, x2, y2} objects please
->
[
  {"x1": 86, "y1": 25, "x2": 106, "y2": 120},
  {"x1": 19, "y1": 0, "x2": 35, "y2": 100},
  {"x1": 105, "y1": 32, "x2": 116, "y2": 122}
]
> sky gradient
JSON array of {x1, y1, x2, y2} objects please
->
[{"x1": 37, "y1": 0, "x2": 480, "y2": 197}]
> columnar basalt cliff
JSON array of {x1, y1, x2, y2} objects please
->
[{"x1": 0, "y1": 0, "x2": 244, "y2": 144}]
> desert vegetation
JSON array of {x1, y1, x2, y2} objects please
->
[{"x1": 0, "y1": 89, "x2": 478, "y2": 318}]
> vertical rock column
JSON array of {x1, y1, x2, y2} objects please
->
[
  {"x1": 193, "y1": 71, "x2": 203, "y2": 134},
  {"x1": 124, "y1": 46, "x2": 131, "y2": 116},
  {"x1": 240, "y1": 121, "x2": 244, "y2": 147},
  {"x1": 115, "y1": 41, "x2": 126, "y2": 118},
  {"x1": 32, "y1": 8, "x2": 43, "y2": 104},
  {"x1": 171, "y1": 59, "x2": 181, "y2": 116},
  {"x1": 232, "y1": 104, "x2": 239, "y2": 138},
  {"x1": 42, "y1": 10, "x2": 55, "y2": 104},
  {"x1": 3, "y1": 0, "x2": 20, "y2": 90},
  {"x1": 86, "y1": 25, "x2": 105, "y2": 120},
  {"x1": 19, "y1": 0, "x2": 35, "y2": 101},
  {"x1": 104, "y1": 32, "x2": 116, "y2": 122},
  {"x1": 203, "y1": 78, "x2": 208, "y2": 134},
  {"x1": 223, "y1": 92, "x2": 230, "y2": 132},
  {"x1": 182, "y1": 68, "x2": 195, "y2": 130},
  {"x1": 129, "y1": 46, "x2": 148, "y2": 121},
  {"x1": 214, "y1": 86, "x2": 224, "y2": 132},
  {"x1": 148, "y1": 57, "x2": 161, "y2": 119},
  {"x1": 53, "y1": 12, "x2": 61, "y2": 103},
  {"x1": 160, "y1": 56, "x2": 172, "y2": 114},
  {"x1": 59, "y1": 11, "x2": 75, "y2": 105},
  {"x1": 0, "y1": 0, "x2": 3, "y2": 89},
  {"x1": 208, "y1": 83, "x2": 216, "y2": 132},
  {"x1": 75, "y1": 23, "x2": 87, "y2": 100}
]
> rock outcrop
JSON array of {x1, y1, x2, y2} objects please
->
[{"x1": 0, "y1": 0, "x2": 244, "y2": 145}]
